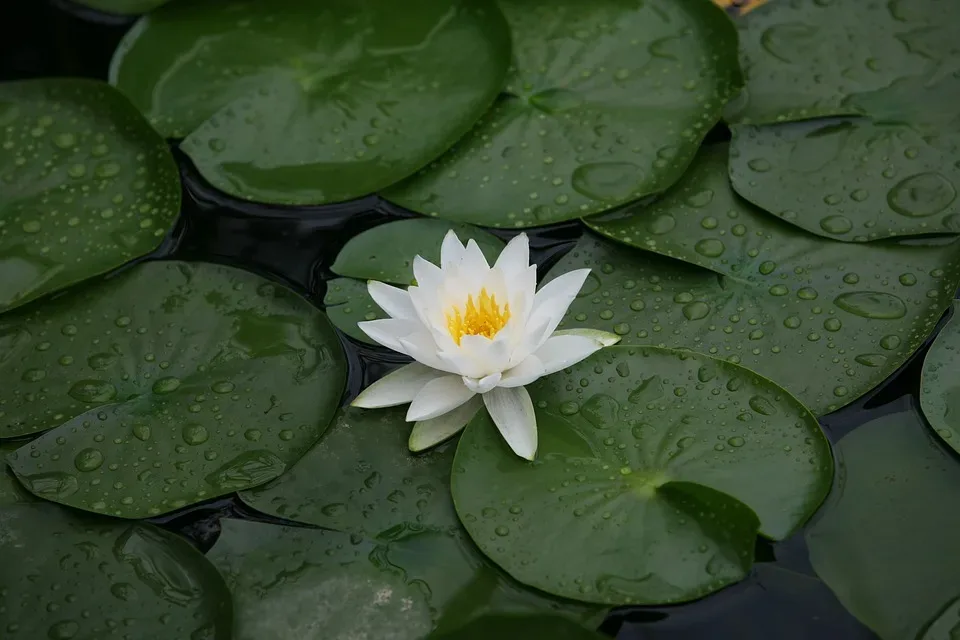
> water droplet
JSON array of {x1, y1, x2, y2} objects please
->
[
  {"x1": 819, "y1": 215, "x2": 853, "y2": 234},
  {"x1": 769, "y1": 284, "x2": 789, "y2": 297},
  {"x1": 887, "y1": 172, "x2": 956, "y2": 217},
  {"x1": 151, "y1": 377, "x2": 181, "y2": 394},
  {"x1": 855, "y1": 353, "x2": 887, "y2": 367},
  {"x1": 682, "y1": 301, "x2": 710, "y2": 321},
  {"x1": 823, "y1": 317, "x2": 842, "y2": 331},
  {"x1": 74, "y1": 448, "x2": 103, "y2": 472},
  {"x1": 843, "y1": 273, "x2": 860, "y2": 285},
  {"x1": 494, "y1": 525, "x2": 510, "y2": 537},
  {"x1": 87, "y1": 353, "x2": 117, "y2": 370},
  {"x1": 132, "y1": 423, "x2": 151, "y2": 441},
  {"x1": 571, "y1": 162, "x2": 643, "y2": 201},
  {"x1": 898, "y1": 273, "x2": 917, "y2": 286},
  {"x1": 529, "y1": 88, "x2": 584, "y2": 113},
  {"x1": 687, "y1": 190, "x2": 714, "y2": 208},
  {"x1": 95, "y1": 161, "x2": 121, "y2": 178},
  {"x1": 53, "y1": 132, "x2": 77, "y2": 149},
  {"x1": 22, "y1": 368, "x2": 45, "y2": 382},
  {"x1": 647, "y1": 214, "x2": 676, "y2": 235},
  {"x1": 727, "y1": 436, "x2": 745, "y2": 448},
  {"x1": 834, "y1": 292, "x2": 906, "y2": 319},
  {"x1": 21, "y1": 220, "x2": 41, "y2": 233},
  {"x1": 182, "y1": 424, "x2": 209, "y2": 446},
  {"x1": 797, "y1": 287, "x2": 818, "y2": 300},
  {"x1": 880, "y1": 334, "x2": 901, "y2": 350},
  {"x1": 747, "y1": 158, "x2": 771, "y2": 172},
  {"x1": 204, "y1": 450, "x2": 286, "y2": 490},
  {"x1": 48, "y1": 620, "x2": 79, "y2": 639},
  {"x1": 749, "y1": 395, "x2": 777, "y2": 416},
  {"x1": 694, "y1": 238, "x2": 725, "y2": 258},
  {"x1": 68, "y1": 379, "x2": 117, "y2": 403}
]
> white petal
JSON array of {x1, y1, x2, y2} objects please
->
[
  {"x1": 408, "y1": 285, "x2": 459, "y2": 352},
  {"x1": 413, "y1": 255, "x2": 444, "y2": 291},
  {"x1": 551, "y1": 328, "x2": 622, "y2": 347},
  {"x1": 535, "y1": 334, "x2": 608, "y2": 376},
  {"x1": 506, "y1": 313, "x2": 553, "y2": 368},
  {"x1": 440, "y1": 230, "x2": 465, "y2": 270},
  {"x1": 463, "y1": 372, "x2": 502, "y2": 394},
  {"x1": 398, "y1": 333, "x2": 457, "y2": 374},
  {"x1": 408, "y1": 396, "x2": 482, "y2": 452},
  {"x1": 524, "y1": 268, "x2": 591, "y2": 351},
  {"x1": 358, "y1": 318, "x2": 422, "y2": 353},
  {"x1": 350, "y1": 363, "x2": 442, "y2": 408},
  {"x1": 498, "y1": 356, "x2": 545, "y2": 388},
  {"x1": 494, "y1": 233, "x2": 530, "y2": 282},
  {"x1": 443, "y1": 333, "x2": 510, "y2": 379},
  {"x1": 367, "y1": 281, "x2": 417, "y2": 320},
  {"x1": 407, "y1": 375, "x2": 476, "y2": 421},
  {"x1": 483, "y1": 386, "x2": 537, "y2": 460},
  {"x1": 460, "y1": 239, "x2": 490, "y2": 274}
]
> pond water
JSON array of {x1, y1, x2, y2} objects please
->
[{"x1": 4, "y1": 1, "x2": 950, "y2": 638}]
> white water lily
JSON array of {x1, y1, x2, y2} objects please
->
[{"x1": 350, "y1": 230, "x2": 620, "y2": 460}]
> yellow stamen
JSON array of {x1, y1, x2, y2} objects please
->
[{"x1": 445, "y1": 288, "x2": 511, "y2": 345}]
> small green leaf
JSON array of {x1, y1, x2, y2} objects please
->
[
  {"x1": 0, "y1": 79, "x2": 180, "y2": 313},
  {"x1": 806, "y1": 405, "x2": 960, "y2": 640},
  {"x1": 921, "y1": 301, "x2": 960, "y2": 453},
  {"x1": 332, "y1": 219, "x2": 505, "y2": 285},
  {"x1": 0, "y1": 503, "x2": 232, "y2": 640},
  {"x1": 453, "y1": 346, "x2": 833, "y2": 605},
  {"x1": 240, "y1": 406, "x2": 604, "y2": 633},
  {"x1": 110, "y1": 0, "x2": 512, "y2": 205},
  {"x1": 728, "y1": 119, "x2": 960, "y2": 242},
  {"x1": 385, "y1": 0, "x2": 741, "y2": 227},
  {"x1": 1, "y1": 261, "x2": 346, "y2": 518},
  {"x1": 579, "y1": 144, "x2": 960, "y2": 415}
]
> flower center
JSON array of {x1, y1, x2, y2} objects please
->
[{"x1": 445, "y1": 287, "x2": 511, "y2": 345}]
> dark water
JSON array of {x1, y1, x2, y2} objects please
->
[{"x1": 6, "y1": 1, "x2": 940, "y2": 637}]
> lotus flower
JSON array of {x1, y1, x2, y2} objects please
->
[{"x1": 351, "y1": 230, "x2": 620, "y2": 460}]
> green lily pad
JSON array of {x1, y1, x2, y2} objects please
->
[
  {"x1": 1, "y1": 260, "x2": 346, "y2": 517},
  {"x1": 384, "y1": 0, "x2": 741, "y2": 227},
  {"x1": 0, "y1": 79, "x2": 180, "y2": 313},
  {"x1": 240, "y1": 406, "x2": 604, "y2": 632},
  {"x1": 429, "y1": 614, "x2": 607, "y2": 639},
  {"x1": 0, "y1": 503, "x2": 231, "y2": 640},
  {"x1": 332, "y1": 219, "x2": 505, "y2": 286},
  {"x1": 73, "y1": 0, "x2": 171, "y2": 15},
  {"x1": 921, "y1": 301, "x2": 960, "y2": 453},
  {"x1": 0, "y1": 442, "x2": 34, "y2": 506},
  {"x1": 324, "y1": 277, "x2": 388, "y2": 344},
  {"x1": 324, "y1": 219, "x2": 505, "y2": 343},
  {"x1": 806, "y1": 404, "x2": 960, "y2": 640},
  {"x1": 452, "y1": 345, "x2": 832, "y2": 605},
  {"x1": 580, "y1": 144, "x2": 960, "y2": 415},
  {"x1": 109, "y1": 0, "x2": 511, "y2": 205},
  {"x1": 728, "y1": 118, "x2": 960, "y2": 242},
  {"x1": 727, "y1": 0, "x2": 955, "y2": 124}
]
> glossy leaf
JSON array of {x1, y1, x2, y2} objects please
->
[
  {"x1": 240, "y1": 406, "x2": 604, "y2": 633},
  {"x1": 110, "y1": 0, "x2": 511, "y2": 205},
  {"x1": 0, "y1": 79, "x2": 180, "y2": 313},
  {"x1": 385, "y1": 0, "x2": 741, "y2": 227},
  {"x1": 73, "y1": 0, "x2": 170, "y2": 15},
  {"x1": 728, "y1": 118, "x2": 960, "y2": 242},
  {"x1": 581, "y1": 144, "x2": 960, "y2": 415},
  {"x1": 2, "y1": 261, "x2": 346, "y2": 517},
  {"x1": 921, "y1": 301, "x2": 960, "y2": 453},
  {"x1": 324, "y1": 277, "x2": 387, "y2": 344},
  {"x1": 727, "y1": 0, "x2": 955, "y2": 124},
  {"x1": 429, "y1": 614, "x2": 607, "y2": 640},
  {"x1": 332, "y1": 219, "x2": 504, "y2": 286},
  {"x1": 806, "y1": 403, "x2": 960, "y2": 640},
  {"x1": 0, "y1": 442, "x2": 34, "y2": 506},
  {"x1": 0, "y1": 503, "x2": 231, "y2": 640},
  {"x1": 453, "y1": 346, "x2": 833, "y2": 605}
]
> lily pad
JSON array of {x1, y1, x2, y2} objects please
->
[
  {"x1": 921, "y1": 301, "x2": 960, "y2": 453},
  {"x1": 73, "y1": 0, "x2": 171, "y2": 15},
  {"x1": 727, "y1": 0, "x2": 955, "y2": 124},
  {"x1": 324, "y1": 219, "x2": 505, "y2": 343},
  {"x1": 728, "y1": 118, "x2": 960, "y2": 242},
  {"x1": 580, "y1": 144, "x2": 960, "y2": 415},
  {"x1": 0, "y1": 442, "x2": 34, "y2": 505},
  {"x1": 0, "y1": 503, "x2": 232, "y2": 640},
  {"x1": 806, "y1": 403, "x2": 960, "y2": 640},
  {"x1": 1, "y1": 260, "x2": 346, "y2": 518},
  {"x1": 452, "y1": 346, "x2": 832, "y2": 605},
  {"x1": 0, "y1": 79, "x2": 180, "y2": 313},
  {"x1": 429, "y1": 614, "x2": 607, "y2": 639},
  {"x1": 240, "y1": 406, "x2": 604, "y2": 632},
  {"x1": 332, "y1": 219, "x2": 504, "y2": 286},
  {"x1": 109, "y1": 0, "x2": 511, "y2": 205},
  {"x1": 384, "y1": 0, "x2": 741, "y2": 227}
]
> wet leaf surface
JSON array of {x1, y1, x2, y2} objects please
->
[
  {"x1": 110, "y1": 0, "x2": 511, "y2": 205},
  {"x1": 0, "y1": 442, "x2": 34, "y2": 506},
  {"x1": 453, "y1": 346, "x2": 832, "y2": 605},
  {"x1": 0, "y1": 503, "x2": 232, "y2": 640},
  {"x1": 0, "y1": 79, "x2": 180, "y2": 313},
  {"x1": 921, "y1": 301, "x2": 960, "y2": 453},
  {"x1": 580, "y1": 144, "x2": 960, "y2": 415},
  {"x1": 385, "y1": 0, "x2": 741, "y2": 227},
  {"x1": 2, "y1": 261, "x2": 346, "y2": 517}
]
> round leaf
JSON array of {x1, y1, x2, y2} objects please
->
[
  {"x1": 453, "y1": 346, "x2": 833, "y2": 605},
  {"x1": 332, "y1": 219, "x2": 505, "y2": 285},
  {"x1": 728, "y1": 119, "x2": 960, "y2": 242},
  {"x1": 240, "y1": 406, "x2": 604, "y2": 632},
  {"x1": 921, "y1": 301, "x2": 960, "y2": 453},
  {"x1": 0, "y1": 503, "x2": 231, "y2": 640},
  {"x1": 324, "y1": 277, "x2": 387, "y2": 344},
  {"x1": 384, "y1": 0, "x2": 741, "y2": 227},
  {"x1": 581, "y1": 144, "x2": 960, "y2": 415},
  {"x1": 806, "y1": 404, "x2": 960, "y2": 639},
  {"x1": 1, "y1": 260, "x2": 346, "y2": 518},
  {"x1": 0, "y1": 79, "x2": 180, "y2": 313},
  {"x1": 727, "y1": 0, "x2": 951, "y2": 124},
  {"x1": 110, "y1": 0, "x2": 512, "y2": 205}
]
